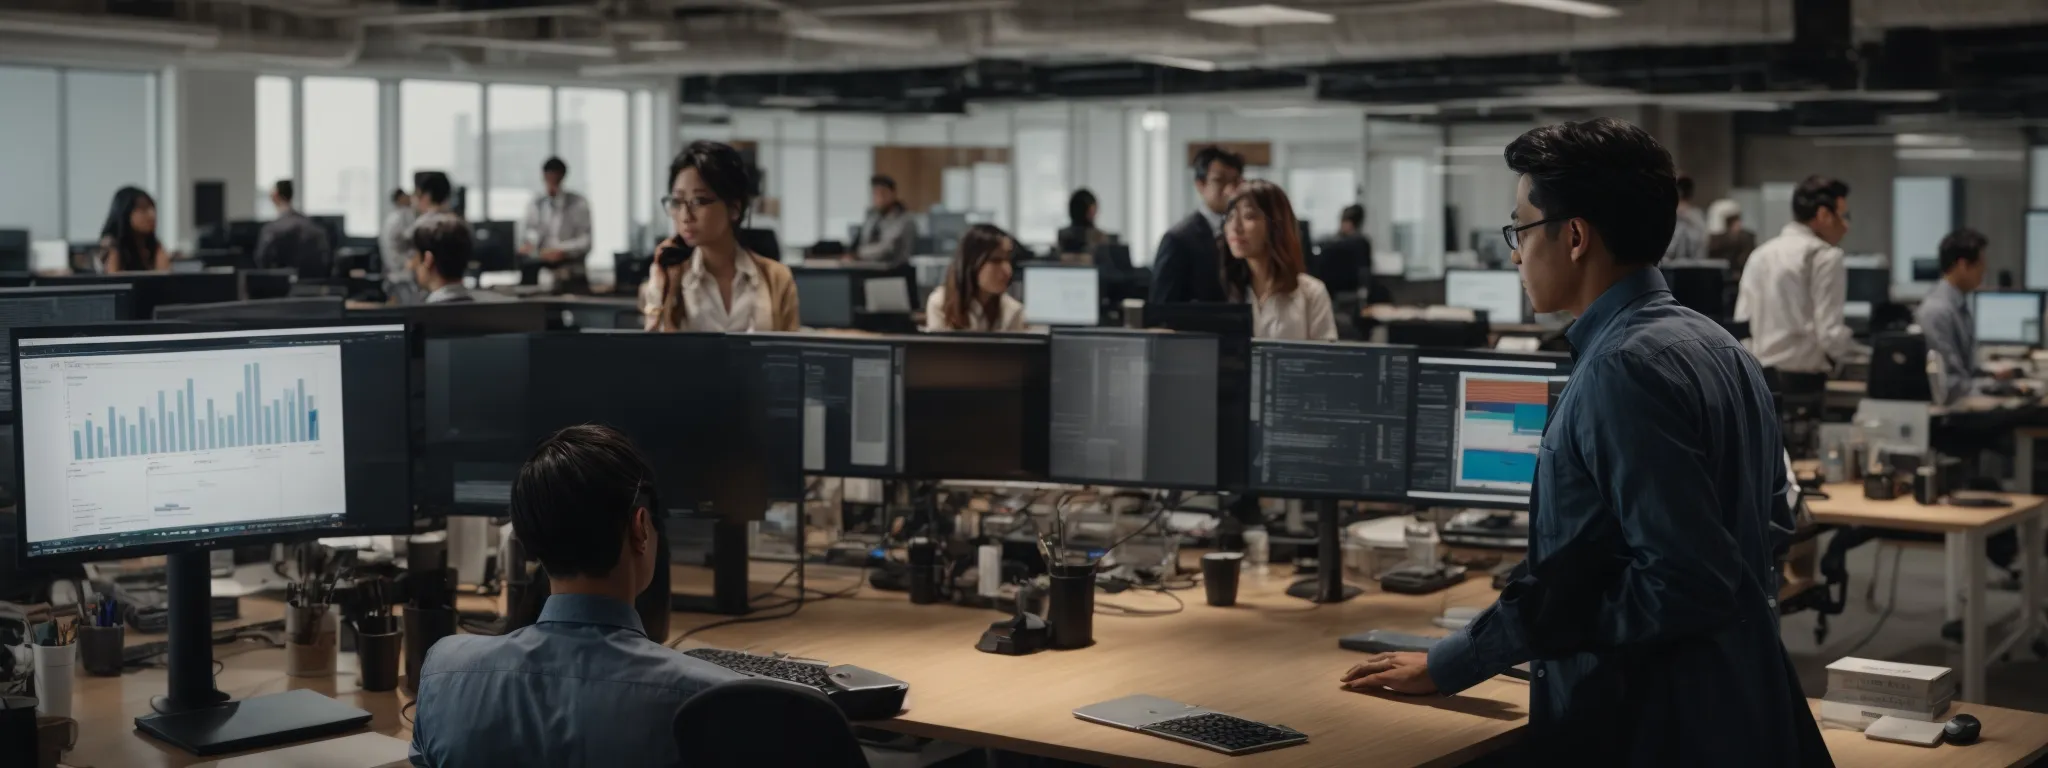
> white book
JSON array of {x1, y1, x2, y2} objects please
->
[
  {"x1": 1825, "y1": 657, "x2": 1955, "y2": 699},
  {"x1": 1818, "y1": 698, "x2": 1950, "y2": 730},
  {"x1": 1822, "y1": 688, "x2": 1949, "y2": 714}
]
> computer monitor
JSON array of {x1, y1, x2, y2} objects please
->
[
  {"x1": 1971, "y1": 290, "x2": 2044, "y2": 347},
  {"x1": 792, "y1": 268, "x2": 859, "y2": 329},
  {"x1": 763, "y1": 335, "x2": 901, "y2": 479},
  {"x1": 1869, "y1": 332, "x2": 1933, "y2": 402},
  {"x1": 1403, "y1": 350, "x2": 1570, "y2": 509},
  {"x1": 1145, "y1": 302, "x2": 1252, "y2": 337},
  {"x1": 226, "y1": 220, "x2": 264, "y2": 264},
  {"x1": 1022, "y1": 265, "x2": 1099, "y2": 327},
  {"x1": 420, "y1": 334, "x2": 533, "y2": 515},
  {"x1": 1048, "y1": 328, "x2": 1248, "y2": 491},
  {"x1": 0, "y1": 285, "x2": 134, "y2": 412},
  {"x1": 0, "y1": 229, "x2": 27, "y2": 273},
  {"x1": 1092, "y1": 243, "x2": 1134, "y2": 274},
  {"x1": 10, "y1": 322, "x2": 408, "y2": 752},
  {"x1": 1444, "y1": 269, "x2": 1525, "y2": 325},
  {"x1": 155, "y1": 297, "x2": 347, "y2": 323},
  {"x1": 1660, "y1": 265, "x2": 1728, "y2": 318},
  {"x1": 471, "y1": 221, "x2": 517, "y2": 272},
  {"x1": 1912, "y1": 258, "x2": 1941, "y2": 282},
  {"x1": 738, "y1": 228, "x2": 783, "y2": 262},
  {"x1": 1385, "y1": 319, "x2": 1490, "y2": 349},
  {"x1": 349, "y1": 300, "x2": 553, "y2": 338},
  {"x1": 35, "y1": 272, "x2": 239, "y2": 320},
  {"x1": 928, "y1": 212, "x2": 969, "y2": 255},
  {"x1": 1248, "y1": 340, "x2": 1413, "y2": 499},
  {"x1": 1847, "y1": 267, "x2": 1890, "y2": 304},
  {"x1": 900, "y1": 334, "x2": 1049, "y2": 482}
]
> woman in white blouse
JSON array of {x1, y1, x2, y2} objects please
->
[
  {"x1": 1218, "y1": 180, "x2": 1337, "y2": 341},
  {"x1": 923, "y1": 223, "x2": 1027, "y2": 332},
  {"x1": 642, "y1": 141, "x2": 801, "y2": 333}
]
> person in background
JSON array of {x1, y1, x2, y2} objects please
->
[
  {"x1": 381, "y1": 187, "x2": 416, "y2": 278},
  {"x1": 1916, "y1": 229, "x2": 2006, "y2": 404},
  {"x1": 855, "y1": 175, "x2": 916, "y2": 264},
  {"x1": 643, "y1": 141, "x2": 800, "y2": 333},
  {"x1": 1056, "y1": 188, "x2": 1108, "y2": 259},
  {"x1": 1735, "y1": 175, "x2": 1864, "y2": 375},
  {"x1": 254, "y1": 179, "x2": 333, "y2": 278},
  {"x1": 1220, "y1": 180, "x2": 1335, "y2": 341},
  {"x1": 1341, "y1": 118, "x2": 1827, "y2": 766},
  {"x1": 408, "y1": 215, "x2": 494, "y2": 305},
  {"x1": 519, "y1": 156, "x2": 592, "y2": 291},
  {"x1": 1336, "y1": 204, "x2": 1370, "y2": 245},
  {"x1": 409, "y1": 425, "x2": 739, "y2": 768},
  {"x1": 98, "y1": 186, "x2": 171, "y2": 273},
  {"x1": 925, "y1": 223, "x2": 1025, "y2": 332},
  {"x1": 1705, "y1": 198, "x2": 1756, "y2": 277},
  {"x1": 1150, "y1": 146, "x2": 1244, "y2": 305},
  {"x1": 1663, "y1": 174, "x2": 1708, "y2": 262},
  {"x1": 1322, "y1": 203, "x2": 1390, "y2": 306}
]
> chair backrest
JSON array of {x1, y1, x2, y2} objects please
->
[{"x1": 673, "y1": 678, "x2": 869, "y2": 768}]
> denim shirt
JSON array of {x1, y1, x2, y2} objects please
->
[
  {"x1": 1427, "y1": 268, "x2": 1824, "y2": 764},
  {"x1": 1915, "y1": 279, "x2": 1976, "y2": 404},
  {"x1": 409, "y1": 594, "x2": 742, "y2": 768}
]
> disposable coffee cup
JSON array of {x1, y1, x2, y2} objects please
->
[{"x1": 1202, "y1": 552, "x2": 1245, "y2": 607}]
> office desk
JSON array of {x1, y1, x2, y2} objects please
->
[
  {"x1": 1813, "y1": 699, "x2": 2048, "y2": 767},
  {"x1": 1805, "y1": 486, "x2": 2048, "y2": 703}
]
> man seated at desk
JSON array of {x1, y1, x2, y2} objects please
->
[
  {"x1": 411, "y1": 425, "x2": 738, "y2": 767},
  {"x1": 1917, "y1": 228, "x2": 2016, "y2": 405}
]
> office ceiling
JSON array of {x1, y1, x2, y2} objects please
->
[{"x1": 3, "y1": 0, "x2": 2048, "y2": 128}]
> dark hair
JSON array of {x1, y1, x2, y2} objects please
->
[
  {"x1": 870, "y1": 175, "x2": 897, "y2": 192},
  {"x1": 1792, "y1": 175, "x2": 1849, "y2": 223},
  {"x1": 1191, "y1": 146, "x2": 1245, "y2": 183},
  {"x1": 1938, "y1": 228, "x2": 1988, "y2": 273},
  {"x1": 1217, "y1": 180, "x2": 1305, "y2": 301},
  {"x1": 390, "y1": 188, "x2": 409, "y2": 205},
  {"x1": 1068, "y1": 188, "x2": 1097, "y2": 228},
  {"x1": 1340, "y1": 204, "x2": 1365, "y2": 229},
  {"x1": 543, "y1": 156, "x2": 567, "y2": 176},
  {"x1": 942, "y1": 223, "x2": 1013, "y2": 330},
  {"x1": 99, "y1": 186, "x2": 161, "y2": 273},
  {"x1": 1503, "y1": 118, "x2": 1678, "y2": 267},
  {"x1": 414, "y1": 171, "x2": 452, "y2": 205},
  {"x1": 668, "y1": 140, "x2": 753, "y2": 228},
  {"x1": 411, "y1": 216, "x2": 472, "y2": 281},
  {"x1": 274, "y1": 179, "x2": 296, "y2": 203},
  {"x1": 1674, "y1": 175, "x2": 1695, "y2": 201},
  {"x1": 509, "y1": 425, "x2": 657, "y2": 579}
]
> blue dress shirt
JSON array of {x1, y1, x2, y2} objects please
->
[
  {"x1": 409, "y1": 593, "x2": 742, "y2": 767},
  {"x1": 1426, "y1": 268, "x2": 1829, "y2": 765}
]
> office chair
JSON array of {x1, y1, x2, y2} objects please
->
[
  {"x1": 673, "y1": 678, "x2": 870, "y2": 768},
  {"x1": 1763, "y1": 368, "x2": 1828, "y2": 459}
]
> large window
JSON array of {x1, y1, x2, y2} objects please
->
[
  {"x1": 1014, "y1": 126, "x2": 1069, "y2": 246},
  {"x1": 400, "y1": 80, "x2": 482, "y2": 208},
  {"x1": 557, "y1": 88, "x2": 628, "y2": 276},
  {"x1": 487, "y1": 84, "x2": 551, "y2": 223},
  {"x1": 633, "y1": 90, "x2": 657, "y2": 248},
  {"x1": 65, "y1": 70, "x2": 158, "y2": 243},
  {"x1": 255, "y1": 76, "x2": 293, "y2": 218},
  {"x1": 301, "y1": 77, "x2": 380, "y2": 236},
  {"x1": 0, "y1": 67, "x2": 62, "y2": 240}
]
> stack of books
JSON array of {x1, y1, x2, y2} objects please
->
[{"x1": 1820, "y1": 657, "x2": 1955, "y2": 730}]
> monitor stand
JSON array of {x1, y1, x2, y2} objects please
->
[
  {"x1": 133, "y1": 550, "x2": 373, "y2": 756},
  {"x1": 1284, "y1": 499, "x2": 1363, "y2": 603}
]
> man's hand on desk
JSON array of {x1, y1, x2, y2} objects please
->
[
  {"x1": 1341, "y1": 652, "x2": 1439, "y2": 695},
  {"x1": 540, "y1": 248, "x2": 564, "y2": 263}
]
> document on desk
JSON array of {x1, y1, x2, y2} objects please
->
[{"x1": 190, "y1": 731, "x2": 411, "y2": 768}]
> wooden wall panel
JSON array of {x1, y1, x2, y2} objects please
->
[
  {"x1": 1186, "y1": 141, "x2": 1273, "y2": 167},
  {"x1": 872, "y1": 146, "x2": 1012, "y2": 213}
]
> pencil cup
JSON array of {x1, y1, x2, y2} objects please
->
[
  {"x1": 1048, "y1": 560, "x2": 1097, "y2": 650},
  {"x1": 77, "y1": 626, "x2": 123, "y2": 677},
  {"x1": 30, "y1": 643, "x2": 74, "y2": 719},
  {"x1": 285, "y1": 604, "x2": 339, "y2": 678},
  {"x1": 355, "y1": 621, "x2": 402, "y2": 694}
]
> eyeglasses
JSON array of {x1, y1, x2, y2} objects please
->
[
  {"x1": 1501, "y1": 216, "x2": 1569, "y2": 252},
  {"x1": 662, "y1": 195, "x2": 722, "y2": 214}
]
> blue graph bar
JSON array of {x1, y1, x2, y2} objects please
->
[{"x1": 70, "y1": 363, "x2": 319, "y2": 460}]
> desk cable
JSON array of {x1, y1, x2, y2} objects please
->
[{"x1": 1839, "y1": 545, "x2": 1904, "y2": 658}]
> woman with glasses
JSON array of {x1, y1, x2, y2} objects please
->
[
  {"x1": 641, "y1": 141, "x2": 800, "y2": 333},
  {"x1": 1219, "y1": 180, "x2": 1336, "y2": 341}
]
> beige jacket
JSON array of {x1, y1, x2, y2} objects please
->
[{"x1": 640, "y1": 240, "x2": 800, "y2": 333}]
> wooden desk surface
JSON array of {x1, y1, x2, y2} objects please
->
[
  {"x1": 1829, "y1": 380, "x2": 1866, "y2": 395},
  {"x1": 1804, "y1": 484, "x2": 2047, "y2": 533},
  {"x1": 1813, "y1": 699, "x2": 2048, "y2": 768}
]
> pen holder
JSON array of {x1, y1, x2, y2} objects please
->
[
  {"x1": 29, "y1": 644, "x2": 73, "y2": 719},
  {"x1": 404, "y1": 606, "x2": 457, "y2": 695},
  {"x1": 1047, "y1": 560, "x2": 1097, "y2": 650},
  {"x1": 354, "y1": 616, "x2": 402, "y2": 693},
  {"x1": 285, "y1": 603, "x2": 338, "y2": 678},
  {"x1": 36, "y1": 716, "x2": 76, "y2": 768},
  {"x1": 76, "y1": 626, "x2": 123, "y2": 677}
]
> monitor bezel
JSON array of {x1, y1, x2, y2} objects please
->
[
  {"x1": 1969, "y1": 289, "x2": 2046, "y2": 348},
  {"x1": 1044, "y1": 327, "x2": 1240, "y2": 494}
]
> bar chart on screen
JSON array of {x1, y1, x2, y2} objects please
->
[
  {"x1": 1452, "y1": 373, "x2": 1547, "y2": 491},
  {"x1": 70, "y1": 359, "x2": 324, "y2": 460}
]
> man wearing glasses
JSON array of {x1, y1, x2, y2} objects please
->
[
  {"x1": 1735, "y1": 175, "x2": 1864, "y2": 377},
  {"x1": 1340, "y1": 119, "x2": 1830, "y2": 766}
]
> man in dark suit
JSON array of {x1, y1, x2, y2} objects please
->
[{"x1": 1148, "y1": 146, "x2": 1243, "y2": 304}]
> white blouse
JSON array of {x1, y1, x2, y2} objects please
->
[
  {"x1": 640, "y1": 249, "x2": 776, "y2": 333},
  {"x1": 923, "y1": 289, "x2": 1028, "y2": 332},
  {"x1": 1251, "y1": 273, "x2": 1338, "y2": 341}
]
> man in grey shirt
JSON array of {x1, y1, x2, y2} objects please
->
[
  {"x1": 1916, "y1": 228, "x2": 2000, "y2": 404},
  {"x1": 1662, "y1": 175, "x2": 1707, "y2": 263},
  {"x1": 855, "y1": 175, "x2": 916, "y2": 264},
  {"x1": 254, "y1": 180, "x2": 332, "y2": 277}
]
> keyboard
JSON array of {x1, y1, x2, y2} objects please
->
[
  {"x1": 683, "y1": 648, "x2": 908, "y2": 721},
  {"x1": 1139, "y1": 712, "x2": 1308, "y2": 756}
]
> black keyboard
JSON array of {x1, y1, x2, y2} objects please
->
[
  {"x1": 683, "y1": 648, "x2": 908, "y2": 721},
  {"x1": 1139, "y1": 713, "x2": 1308, "y2": 756}
]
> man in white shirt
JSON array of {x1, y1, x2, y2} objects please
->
[
  {"x1": 381, "y1": 188, "x2": 417, "y2": 294},
  {"x1": 1734, "y1": 175, "x2": 1865, "y2": 374},
  {"x1": 520, "y1": 156, "x2": 592, "y2": 291}
]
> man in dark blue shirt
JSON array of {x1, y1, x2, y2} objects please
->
[{"x1": 1341, "y1": 119, "x2": 1830, "y2": 765}]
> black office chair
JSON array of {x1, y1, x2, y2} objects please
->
[
  {"x1": 673, "y1": 678, "x2": 870, "y2": 768},
  {"x1": 1763, "y1": 368, "x2": 1828, "y2": 459}
]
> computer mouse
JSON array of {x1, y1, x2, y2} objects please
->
[{"x1": 1943, "y1": 714, "x2": 1981, "y2": 745}]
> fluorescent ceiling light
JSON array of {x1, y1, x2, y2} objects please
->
[
  {"x1": 0, "y1": 10, "x2": 221, "y2": 48},
  {"x1": 789, "y1": 24, "x2": 940, "y2": 49},
  {"x1": 627, "y1": 39, "x2": 688, "y2": 53},
  {"x1": 1492, "y1": 0, "x2": 1621, "y2": 19},
  {"x1": 1896, "y1": 148, "x2": 2025, "y2": 162},
  {"x1": 1134, "y1": 53, "x2": 1218, "y2": 72},
  {"x1": 1187, "y1": 4, "x2": 1337, "y2": 27},
  {"x1": 759, "y1": 95, "x2": 822, "y2": 109}
]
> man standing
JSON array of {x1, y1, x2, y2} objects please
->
[
  {"x1": 1663, "y1": 174, "x2": 1708, "y2": 262},
  {"x1": 254, "y1": 180, "x2": 332, "y2": 277},
  {"x1": 381, "y1": 187, "x2": 415, "y2": 282},
  {"x1": 855, "y1": 175, "x2": 916, "y2": 264},
  {"x1": 1735, "y1": 175, "x2": 1865, "y2": 375},
  {"x1": 520, "y1": 157, "x2": 592, "y2": 291},
  {"x1": 1149, "y1": 146, "x2": 1243, "y2": 305},
  {"x1": 1916, "y1": 229, "x2": 1997, "y2": 404},
  {"x1": 1341, "y1": 118, "x2": 1828, "y2": 766}
]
